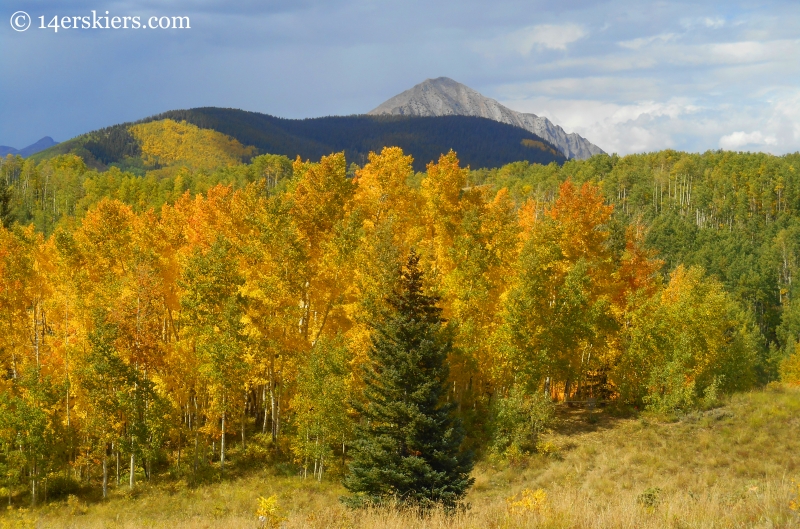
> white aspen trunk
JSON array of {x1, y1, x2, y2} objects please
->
[
  {"x1": 193, "y1": 394, "x2": 199, "y2": 475},
  {"x1": 262, "y1": 385, "x2": 268, "y2": 434},
  {"x1": 241, "y1": 391, "x2": 247, "y2": 450},
  {"x1": 276, "y1": 389, "x2": 281, "y2": 439},
  {"x1": 220, "y1": 410, "x2": 226, "y2": 471},
  {"x1": 270, "y1": 362, "x2": 277, "y2": 442},
  {"x1": 65, "y1": 303, "x2": 70, "y2": 428},
  {"x1": 34, "y1": 300, "x2": 40, "y2": 369},
  {"x1": 31, "y1": 462, "x2": 36, "y2": 506},
  {"x1": 102, "y1": 455, "x2": 108, "y2": 499},
  {"x1": 304, "y1": 429, "x2": 309, "y2": 479},
  {"x1": 129, "y1": 450, "x2": 135, "y2": 489}
]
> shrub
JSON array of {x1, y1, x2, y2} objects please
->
[
  {"x1": 621, "y1": 266, "x2": 760, "y2": 413},
  {"x1": 780, "y1": 344, "x2": 800, "y2": 386},
  {"x1": 256, "y1": 495, "x2": 285, "y2": 529},
  {"x1": 489, "y1": 386, "x2": 553, "y2": 459},
  {"x1": 46, "y1": 476, "x2": 81, "y2": 500},
  {"x1": 507, "y1": 488, "x2": 548, "y2": 515},
  {"x1": 637, "y1": 487, "x2": 662, "y2": 508}
]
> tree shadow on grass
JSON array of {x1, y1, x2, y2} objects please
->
[{"x1": 550, "y1": 402, "x2": 638, "y2": 437}]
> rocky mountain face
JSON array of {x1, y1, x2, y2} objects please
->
[{"x1": 368, "y1": 77, "x2": 604, "y2": 160}]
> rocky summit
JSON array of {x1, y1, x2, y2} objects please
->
[{"x1": 369, "y1": 77, "x2": 604, "y2": 160}]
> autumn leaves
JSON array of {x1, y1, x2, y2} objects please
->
[{"x1": 0, "y1": 147, "x2": 761, "y2": 503}]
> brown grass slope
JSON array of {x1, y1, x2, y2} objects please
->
[{"x1": 9, "y1": 385, "x2": 800, "y2": 529}]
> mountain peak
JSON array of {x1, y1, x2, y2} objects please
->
[
  {"x1": 369, "y1": 78, "x2": 604, "y2": 160},
  {"x1": 0, "y1": 136, "x2": 58, "y2": 158}
]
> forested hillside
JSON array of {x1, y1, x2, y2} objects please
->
[
  {"x1": 30, "y1": 110, "x2": 566, "y2": 172},
  {"x1": 472, "y1": 151, "x2": 800, "y2": 364},
  {"x1": 0, "y1": 145, "x2": 799, "y2": 506}
]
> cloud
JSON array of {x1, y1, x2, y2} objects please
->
[
  {"x1": 514, "y1": 24, "x2": 587, "y2": 52},
  {"x1": 498, "y1": 88, "x2": 800, "y2": 156},
  {"x1": 499, "y1": 95, "x2": 704, "y2": 153},
  {"x1": 680, "y1": 16, "x2": 726, "y2": 29},
  {"x1": 474, "y1": 23, "x2": 587, "y2": 58},
  {"x1": 618, "y1": 33, "x2": 677, "y2": 50},
  {"x1": 719, "y1": 131, "x2": 777, "y2": 150}
]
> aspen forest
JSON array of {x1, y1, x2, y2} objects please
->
[{"x1": 1, "y1": 138, "x2": 800, "y2": 509}]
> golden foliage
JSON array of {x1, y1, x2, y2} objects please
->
[
  {"x1": 256, "y1": 495, "x2": 286, "y2": 528},
  {"x1": 130, "y1": 119, "x2": 255, "y2": 171},
  {"x1": 781, "y1": 344, "x2": 800, "y2": 386},
  {"x1": 521, "y1": 138, "x2": 560, "y2": 156},
  {"x1": 506, "y1": 488, "x2": 548, "y2": 515}
]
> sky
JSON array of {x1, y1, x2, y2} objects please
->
[{"x1": 1, "y1": 0, "x2": 799, "y2": 156}]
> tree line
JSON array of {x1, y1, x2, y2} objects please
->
[{"x1": 0, "y1": 147, "x2": 797, "y2": 507}]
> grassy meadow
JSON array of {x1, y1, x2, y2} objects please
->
[{"x1": 5, "y1": 384, "x2": 798, "y2": 529}]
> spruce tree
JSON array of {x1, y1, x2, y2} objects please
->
[
  {"x1": 0, "y1": 183, "x2": 13, "y2": 229},
  {"x1": 343, "y1": 251, "x2": 474, "y2": 509}
]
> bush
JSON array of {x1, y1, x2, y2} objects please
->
[
  {"x1": 637, "y1": 487, "x2": 662, "y2": 508},
  {"x1": 46, "y1": 476, "x2": 81, "y2": 500},
  {"x1": 620, "y1": 266, "x2": 760, "y2": 413},
  {"x1": 489, "y1": 386, "x2": 553, "y2": 459},
  {"x1": 256, "y1": 495, "x2": 285, "y2": 529},
  {"x1": 780, "y1": 344, "x2": 800, "y2": 386}
]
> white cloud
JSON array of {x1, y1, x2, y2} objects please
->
[
  {"x1": 499, "y1": 95, "x2": 704, "y2": 154},
  {"x1": 704, "y1": 17, "x2": 726, "y2": 29},
  {"x1": 495, "y1": 89, "x2": 800, "y2": 156},
  {"x1": 474, "y1": 23, "x2": 587, "y2": 58},
  {"x1": 514, "y1": 24, "x2": 587, "y2": 52},
  {"x1": 719, "y1": 131, "x2": 777, "y2": 150},
  {"x1": 618, "y1": 33, "x2": 677, "y2": 50},
  {"x1": 680, "y1": 16, "x2": 726, "y2": 30}
]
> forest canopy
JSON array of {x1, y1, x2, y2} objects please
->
[{"x1": 1, "y1": 144, "x2": 799, "y2": 504}]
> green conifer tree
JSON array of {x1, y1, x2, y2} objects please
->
[
  {"x1": 0, "y1": 183, "x2": 13, "y2": 229},
  {"x1": 343, "y1": 250, "x2": 474, "y2": 509}
]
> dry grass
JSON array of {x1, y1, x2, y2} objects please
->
[{"x1": 7, "y1": 385, "x2": 800, "y2": 528}]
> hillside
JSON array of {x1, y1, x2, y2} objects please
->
[
  {"x1": 19, "y1": 386, "x2": 800, "y2": 528},
  {"x1": 3, "y1": 147, "x2": 799, "y2": 361},
  {"x1": 369, "y1": 77, "x2": 604, "y2": 160},
  {"x1": 2, "y1": 137, "x2": 800, "y2": 529},
  {"x1": 29, "y1": 108, "x2": 566, "y2": 172}
]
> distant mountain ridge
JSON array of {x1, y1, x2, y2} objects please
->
[
  {"x1": 369, "y1": 77, "x2": 604, "y2": 160},
  {"x1": 31, "y1": 109, "x2": 566, "y2": 172},
  {"x1": 0, "y1": 137, "x2": 58, "y2": 158}
]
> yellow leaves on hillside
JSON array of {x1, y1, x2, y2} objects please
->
[
  {"x1": 291, "y1": 152, "x2": 353, "y2": 254},
  {"x1": 615, "y1": 224, "x2": 663, "y2": 304},
  {"x1": 521, "y1": 138, "x2": 560, "y2": 157},
  {"x1": 547, "y1": 180, "x2": 613, "y2": 263},
  {"x1": 421, "y1": 150, "x2": 472, "y2": 275},
  {"x1": 0, "y1": 144, "x2": 770, "y2": 507},
  {"x1": 130, "y1": 119, "x2": 255, "y2": 171},
  {"x1": 0, "y1": 226, "x2": 42, "y2": 382},
  {"x1": 353, "y1": 147, "x2": 419, "y2": 240}
]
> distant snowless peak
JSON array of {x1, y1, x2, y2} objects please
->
[
  {"x1": 0, "y1": 136, "x2": 58, "y2": 158},
  {"x1": 369, "y1": 78, "x2": 604, "y2": 160}
]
